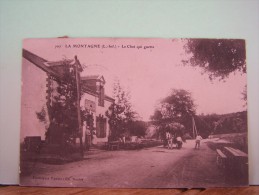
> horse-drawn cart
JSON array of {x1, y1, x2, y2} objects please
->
[{"x1": 164, "y1": 132, "x2": 183, "y2": 149}]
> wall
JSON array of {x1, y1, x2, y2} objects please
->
[
  {"x1": 81, "y1": 92, "x2": 113, "y2": 143},
  {"x1": 20, "y1": 58, "x2": 48, "y2": 142}
]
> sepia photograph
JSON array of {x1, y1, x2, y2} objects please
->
[{"x1": 20, "y1": 38, "x2": 248, "y2": 188}]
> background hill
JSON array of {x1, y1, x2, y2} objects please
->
[{"x1": 196, "y1": 111, "x2": 247, "y2": 137}]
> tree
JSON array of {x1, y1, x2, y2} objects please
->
[
  {"x1": 127, "y1": 121, "x2": 147, "y2": 137},
  {"x1": 183, "y1": 39, "x2": 246, "y2": 80},
  {"x1": 212, "y1": 111, "x2": 247, "y2": 135},
  {"x1": 36, "y1": 58, "x2": 88, "y2": 155},
  {"x1": 45, "y1": 60, "x2": 79, "y2": 147},
  {"x1": 192, "y1": 115, "x2": 211, "y2": 138},
  {"x1": 151, "y1": 89, "x2": 196, "y2": 135},
  {"x1": 161, "y1": 89, "x2": 196, "y2": 122},
  {"x1": 106, "y1": 80, "x2": 137, "y2": 140},
  {"x1": 47, "y1": 80, "x2": 78, "y2": 146},
  {"x1": 168, "y1": 122, "x2": 185, "y2": 137}
]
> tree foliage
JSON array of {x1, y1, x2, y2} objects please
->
[
  {"x1": 128, "y1": 121, "x2": 147, "y2": 137},
  {"x1": 36, "y1": 59, "x2": 91, "y2": 154},
  {"x1": 183, "y1": 39, "x2": 246, "y2": 80},
  {"x1": 106, "y1": 80, "x2": 137, "y2": 140},
  {"x1": 151, "y1": 89, "x2": 196, "y2": 135},
  {"x1": 198, "y1": 111, "x2": 247, "y2": 136},
  {"x1": 212, "y1": 111, "x2": 247, "y2": 135},
  {"x1": 167, "y1": 122, "x2": 185, "y2": 137},
  {"x1": 44, "y1": 60, "x2": 78, "y2": 146},
  {"x1": 192, "y1": 115, "x2": 211, "y2": 138},
  {"x1": 47, "y1": 82, "x2": 78, "y2": 144}
]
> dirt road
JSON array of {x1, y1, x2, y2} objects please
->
[{"x1": 20, "y1": 140, "x2": 239, "y2": 188}]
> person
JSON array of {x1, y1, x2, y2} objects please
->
[
  {"x1": 176, "y1": 136, "x2": 183, "y2": 149},
  {"x1": 166, "y1": 132, "x2": 173, "y2": 149},
  {"x1": 92, "y1": 128, "x2": 97, "y2": 145},
  {"x1": 195, "y1": 134, "x2": 203, "y2": 149},
  {"x1": 122, "y1": 135, "x2": 126, "y2": 144},
  {"x1": 84, "y1": 125, "x2": 91, "y2": 151}
]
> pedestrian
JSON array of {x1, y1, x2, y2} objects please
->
[
  {"x1": 195, "y1": 134, "x2": 203, "y2": 149},
  {"x1": 92, "y1": 128, "x2": 97, "y2": 145},
  {"x1": 85, "y1": 125, "x2": 91, "y2": 151},
  {"x1": 176, "y1": 136, "x2": 183, "y2": 149},
  {"x1": 166, "y1": 132, "x2": 173, "y2": 149},
  {"x1": 122, "y1": 135, "x2": 126, "y2": 144}
]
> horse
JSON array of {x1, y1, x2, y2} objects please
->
[{"x1": 166, "y1": 132, "x2": 174, "y2": 149}]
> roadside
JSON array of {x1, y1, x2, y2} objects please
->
[{"x1": 20, "y1": 140, "x2": 243, "y2": 188}]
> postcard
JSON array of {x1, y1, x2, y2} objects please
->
[{"x1": 20, "y1": 38, "x2": 248, "y2": 188}]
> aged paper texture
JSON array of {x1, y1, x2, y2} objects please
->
[{"x1": 20, "y1": 38, "x2": 248, "y2": 188}]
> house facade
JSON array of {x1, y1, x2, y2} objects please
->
[
  {"x1": 21, "y1": 49, "x2": 114, "y2": 146},
  {"x1": 80, "y1": 75, "x2": 114, "y2": 143}
]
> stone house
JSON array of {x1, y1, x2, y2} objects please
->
[{"x1": 21, "y1": 49, "x2": 114, "y2": 146}]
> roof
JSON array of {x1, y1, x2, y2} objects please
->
[
  {"x1": 23, "y1": 49, "x2": 83, "y2": 80},
  {"x1": 105, "y1": 95, "x2": 115, "y2": 102},
  {"x1": 23, "y1": 49, "x2": 114, "y2": 102},
  {"x1": 23, "y1": 49, "x2": 63, "y2": 80},
  {"x1": 81, "y1": 75, "x2": 106, "y2": 84},
  {"x1": 81, "y1": 86, "x2": 114, "y2": 103},
  {"x1": 81, "y1": 75, "x2": 100, "y2": 80},
  {"x1": 44, "y1": 59, "x2": 74, "y2": 67}
]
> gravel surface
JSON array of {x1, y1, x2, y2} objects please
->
[{"x1": 20, "y1": 140, "x2": 247, "y2": 188}]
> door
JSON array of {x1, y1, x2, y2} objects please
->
[{"x1": 96, "y1": 116, "x2": 106, "y2": 138}]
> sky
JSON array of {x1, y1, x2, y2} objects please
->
[{"x1": 24, "y1": 38, "x2": 247, "y2": 121}]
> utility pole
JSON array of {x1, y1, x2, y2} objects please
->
[
  {"x1": 192, "y1": 117, "x2": 198, "y2": 139},
  {"x1": 192, "y1": 116, "x2": 198, "y2": 138},
  {"x1": 192, "y1": 117, "x2": 195, "y2": 139},
  {"x1": 74, "y1": 56, "x2": 84, "y2": 157}
]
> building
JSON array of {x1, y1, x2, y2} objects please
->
[
  {"x1": 80, "y1": 75, "x2": 114, "y2": 143},
  {"x1": 21, "y1": 49, "x2": 114, "y2": 147}
]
